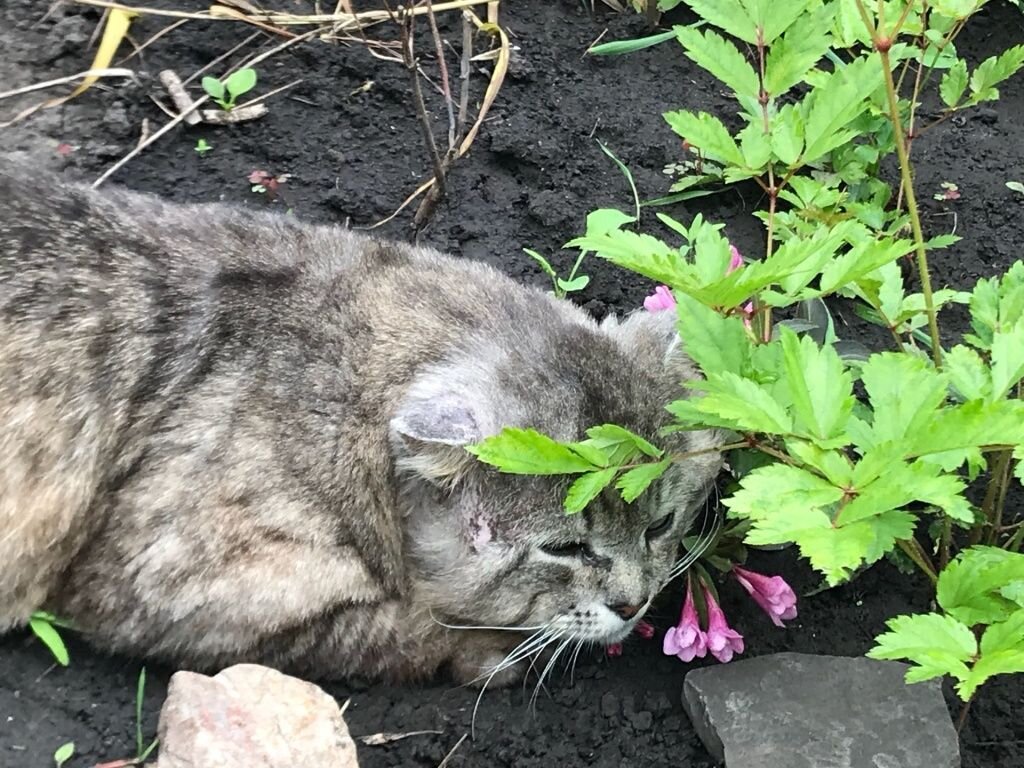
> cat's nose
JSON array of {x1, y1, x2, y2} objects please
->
[{"x1": 610, "y1": 603, "x2": 641, "y2": 620}]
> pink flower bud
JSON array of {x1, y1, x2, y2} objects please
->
[
  {"x1": 634, "y1": 619, "x2": 656, "y2": 640},
  {"x1": 703, "y1": 586, "x2": 744, "y2": 663},
  {"x1": 733, "y1": 566, "x2": 798, "y2": 628},
  {"x1": 643, "y1": 285, "x2": 676, "y2": 313}
]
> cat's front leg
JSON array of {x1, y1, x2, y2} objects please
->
[{"x1": 448, "y1": 630, "x2": 534, "y2": 688}]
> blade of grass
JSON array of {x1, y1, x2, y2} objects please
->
[
  {"x1": 597, "y1": 140, "x2": 640, "y2": 224},
  {"x1": 587, "y1": 29, "x2": 675, "y2": 56}
]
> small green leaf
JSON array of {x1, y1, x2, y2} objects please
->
[
  {"x1": 945, "y1": 345, "x2": 992, "y2": 401},
  {"x1": 674, "y1": 294, "x2": 753, "y2": 378},
  {"x1": 969, "y1": 45, "x2": 1024, "y2": 103},
  {"x1": 201, "y1": 76, "x2": 225, "y2": 100},
  {"x1": 225, "y1": 67, "x2": 257, "y2": 99},
  {"x1": 663, "y1": 111, "x2": 745, "y2": 167},
  {"x1": 771, "y1": 104, "x2": 805, "y2": 165},
  {"x1": 467, "y1": 428, "x2": 603, "y2": 475},
  {"x1": 585, "y1": 424, "x2": 663, "y2": 460},
  {"x1": 683, "y1": 372, "x2": 794, "y2": 434},
  {"x1": 938, "y1": 547, "x2": 1024, "y2": 626},
  {"x1": 940, "y1": 58, "x2": 969, "y2": 107},
  {"x1": 54, "y1": 742, "x2": 74, "y2": 768},
  {"x1": 29, "y1": 615, "x2": 69, "y2": 666},
  {"x1": 959, "y1": 609, "x2": 1024, "y2": 700},
  {"x1": 564, "y1": 468, "x2": 618, "y2": 513},
  {"x1": 990, "y1": 319, "x2": 1024, "y2": 398},
  {"x1": 556, "y1": 275, "x2": 590, "y2": 292},
  {"x1": 616, "y1": 459, "x2": 672, "y2": 502}
]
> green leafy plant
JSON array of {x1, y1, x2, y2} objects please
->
[
  {"x1": 201, "y1": 68, "x2": 258, "y2": 111},
  {"x1": 29, "y1": 611, "x2": 72, "y2": 666},
  {"x1": 524, "y1": 248, "x2": 591, "y2": 298},
  {"x1": 136, "y1": 667, "x2": 158, "y2": 764},
  {"x1": 194, "y1": 138, "x2": 213, "y2": 156},
  {"x1": 469, "y1": 0, "x2": 1024, "y2": 724},
  {"x1": 53, "y1": 741, "x2": 74, "y2": 768}
]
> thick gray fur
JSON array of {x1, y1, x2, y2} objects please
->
[{"x1": 0, "y1": 162, "x2": 721, "y2": 685}]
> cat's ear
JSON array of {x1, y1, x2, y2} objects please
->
[
  {"x1": 600, "y1": 308, "x2": 699, "y2": 381},
  {"x1": 390, "y1": 376, "x2": 492, "y2": 484}
]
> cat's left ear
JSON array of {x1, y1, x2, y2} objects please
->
[
  {"x1": 599, "y1": 307, "x2": 698, "y2": 382},
  {"x1": 390, "y1": 370, "x2": 494, "y2": 484}
]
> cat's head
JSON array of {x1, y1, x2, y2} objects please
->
[{"x1": 390, "y1": 306, "x2": 721, "y2": 645}]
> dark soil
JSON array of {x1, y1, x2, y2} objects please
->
[{"x1": 1, "y1": 1, "x2": 1023, "y2": 766}]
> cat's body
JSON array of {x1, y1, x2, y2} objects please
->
[{"x1": 0, "y1": 164, "x2": 720, "y2": 685}]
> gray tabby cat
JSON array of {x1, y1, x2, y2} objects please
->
[{"x1": 0, "y1": 163, "x2": 721, "y2": 686}]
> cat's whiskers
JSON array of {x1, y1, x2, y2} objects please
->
[
  {"x1": 470, "y1": 626, "x2": 563, "y2": 735},
  {"x1": 529, "y1": 635, "x2": 574, "y2": 713},
  {"x1": 428, "y1": 611, "x2": 546, "y2": 633},
  {"x1": 665, "y1": 503, "x2": 721, "y2": 584}
]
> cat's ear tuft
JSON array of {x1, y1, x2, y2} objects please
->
[{"x1": 600, "y1": 309, "x2": 698, "y2": 381}]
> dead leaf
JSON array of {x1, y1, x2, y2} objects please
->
[{"x1": 357, "y1": 729, "x2": 443, "y2": 746}]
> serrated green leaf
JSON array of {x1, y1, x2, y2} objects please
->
[
  {"x1": 771, "y1": 104, "x2": 805, "y2": 165},
  {"x1": 564, "y1": 468, "x2": 618, "y2": 514},
  {"x1": 675, "y1": 26, "x2": 759, "y2": 102},
  {"x1": 958, "y1": 609, "x2": 1024, "y2": 699},
  {"x1": 725, "y1": 462, "x2": 844, "y2": 522},
  {"x1": 938, "y1": 547, "x2": 1024, "y2": 626},
  {"x1": 585, "y1": 424, "x2": 663, "y2": 459},
  {"x1": 764, "y1": 6, "x2": 834, "y2": 96},
  {"x1": 738, "y1": 123, "x2": 772, "y2": 170},
  {"x1": 786, "y1": 439, "x2": 853, "y2": 486},
  {"x1": 840, "y1": 460, "x2": 972, "y2": 525},
  {"x1": 903, "y1": 400, "x2": 1024, "y2": 458},
  {"x1": 990, "y1": 319, "x2": 1024, "y2": 399},
  {"x1": 817, "y1": 237, "x2": 913, "y2": 295},
  {"x1": 617, "y1": 459, "x2": 672, "y2": 502},
  {"x1": 802, "y1": 54, "x2": 883, "y2": 163},
  {"x1": 685, "y1": 372, "x2": 794, "y2": 434},
  {"x1": 940, "y1": 58, "x2": 969, "y2": 107},
  {"x1": 467, "y1": 428, "x2": 602, "y2": 475},
  {"x1": 779, "y1": 327, "x2": 854, "y2": 444},
  {"x1": 858, "y1": 352, "x2": 947, "y2": 449},
  {"x1": 674, "y1": 293, "x2": 753, "y2": 377},
  {"x1": 969, "y1": 45, "x2": 1024, "y2": 103},
  {"x1": 567, "y1": 230, "x2": 693, "y2": 287},
  {"x1": 681, "y1": 0, "x2": 758, "y2": 43},
  {"x1": 945, "y1": 345, "x2": 992, "y2": 401},
  {"x1": 29, "y1": 616, "x2": 69, "y2": 666},
  {"x1": 868, "y1": 613, "x2": 977, "y2": 685},
  {"x1": 663, "y1": 111, "x2": 745, "y2": 167}
]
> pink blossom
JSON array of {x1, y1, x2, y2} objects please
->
[
  {"x1": 606, "y1": 642, "x2": 623, "y2": 657},
  {"x1": 733, "y1": 566, "x2": 798, "y2": 628},
  {"x1": 703, "y1": 586, "x2": 744, "y2": 663},
  {"x1": 663, "y1": 582, "x2": 708, "y2": 662},
  {"x1": 643, "y1": 285, "x2": 676, "y2": 313},
  {"x1": 635, "y1": 619, "x2": 655, "y2": 640},
  {"x1": 727, "y1": 244, "x2": 743, "y2": 273}
]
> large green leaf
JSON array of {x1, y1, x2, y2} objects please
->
[
  {"x1": 663, "y1": 111, "x2": 745, "y2": 167},
  {"x1": 858, "y1": 353, "x2": 947, "y2": 449},
  {"x1": 467, "y1": 428, "x2": 603, "y2": 474},
  {"x1": 675, "y1": 26, "x2": 759, "y2": 102},
  {"x1": 674, "y1": 293, "x2": 753, "y2": 377},
  {"x1": 779, "y1": 328, "x2": 854, "y2": 445},
  {"x1": 683, "y1": 372, "x2": 794, "y2": 434},
  {"x1": 763, "y1": 5, "x2": 833, "y2": 96},
  {"x1": 869, "y1": 613, "x2": 977, "y2": 687},
  {"x1": 938, "y1": 547, "x2": 1024, "y2": 626},
  {"x1": 682, "y1": 0, "x2": 758, "y2": 43}
]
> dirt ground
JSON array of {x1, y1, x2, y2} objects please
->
[{"x1": 1, "y1": 1, "x2": 1022, "y2": 766}]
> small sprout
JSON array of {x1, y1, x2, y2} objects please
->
[
  {"x1": 29, "y1": 611, "x2": 70, "y2": 666},
  {"x1": 194, "y1": 138, "x2": 213, "y2": 156},
  {"x1": 524, "y1": 248, "x2": 590, "y2": 299},
  {"x1": 934, "y1": 181, "x2": 961, "y2": 201},
  {"x1": 54, "y1": 742, "x2": 74, "y2": 768},
  {"x1": 349, "y1": 80, "x2": 374, "y2": 96},
  {"x1": 247, "y1": 170, "x2": 291, "y2": 199},
  {"x1": 202, "y1": 67, "x2": 258, "y2": 111},
  {"x1": 1007, "y1": 181, "x2": 1024, "y2": 196}
]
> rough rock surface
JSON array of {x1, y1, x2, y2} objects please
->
[
  {"x1": 682, "y1": 652, "x2": 960, "y2": 768},
  {"x1": 157, "y1": 664, "x2": 359, "y2": 768}
]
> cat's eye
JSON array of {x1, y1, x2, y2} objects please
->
[
  {"x1": 539, "y1": 541, "x2": 592, "y2": 559},
  {"x1": 645, "y1": 512, "x2": 675, "y2": 539}
]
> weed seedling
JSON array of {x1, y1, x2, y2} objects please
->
[
  {"x1": 201, "y1": 68, "x2": 257, "y2": 111},
  {"x1": 194, "y1": 138, "x2": 213, "y2": 156},
  {"x1": 524, "y1": 248, "x2": 590, "y2": 298},
  {"x1": 29, "y1": 611, "x2": 72, "y2": 666},
  {"x1": 53, "y1": 742, "x2": 74, "y2": 768}
]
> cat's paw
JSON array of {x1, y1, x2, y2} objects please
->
[{"x1": 449, "y1": 634, "x2": 527, "y2": 688}]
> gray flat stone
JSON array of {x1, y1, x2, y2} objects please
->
[{"x1": 682, "y1": 652, "x2": 960, "y2": 768}]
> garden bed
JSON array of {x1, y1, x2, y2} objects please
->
[{"x1": 1, "y1": 1, "x2": 1022, "y2": 766}]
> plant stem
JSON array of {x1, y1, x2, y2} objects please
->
[
  {"x1": 898, "y1": 537, "x2": 938, "y2": 584},
  {"x1": 878, "y1": 50, "x2": 943, "y2": 366},
  {"x1": 854, "y1": 0, "x2": 942, "y2": 366},
  {"x1": 956, "y1": 697, "x2": 974, "y2": 733},
  {"x1": 974, "y1": 449, "x2": 1012, "y2": 545}
]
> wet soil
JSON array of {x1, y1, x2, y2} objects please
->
[{"x1": 1, "y1": 1, "x2": 1023, "y2": 766}]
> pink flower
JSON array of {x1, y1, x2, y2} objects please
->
[
  {"x1": 663, "y1": 581, "x2": 708, "y2": 662},
  {"x1": 643, "y1": 285, "x2": 676, "y2": 313},
  {"x1": 727, "y1": 244, "x2": 743, "y2": 273},
  {"x1": 606, "y1": 642, "x2": 623, "y2": 657},
  {"x1": 703, "y1": 586, "x2": 744, "y2": 663},
  {"x1": 733, "y1": 566, "x2": 798, "y2": 628},
  {"x1": 635, "y1": 619, "x2": 655, "y2": 640}
]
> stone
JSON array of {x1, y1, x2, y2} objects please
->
[
  {"x1": 156, "y1": 664, "x2": 359, "y2": 768},
  {"x1": 682, "y1": 652, "x2": 960, "y2": 768}
]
